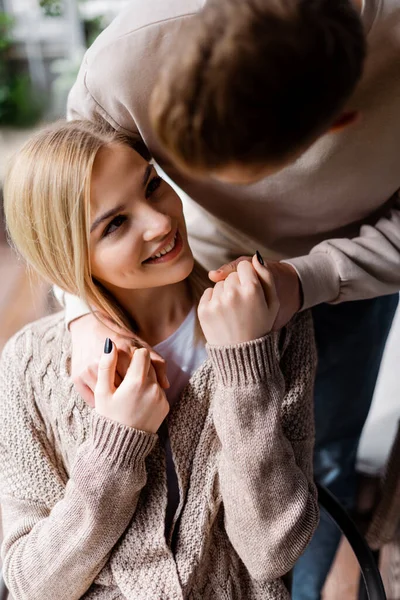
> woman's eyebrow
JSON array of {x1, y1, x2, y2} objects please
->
[
  {"x1": 142, "y1": 164, "x2": 153, "y2": 187},
  {"x1": 90, "y1": 165, "x2": 153, "y2": 233},
  {"x1": 90, "y1": 204, "x2": 126, "y2": 233}
]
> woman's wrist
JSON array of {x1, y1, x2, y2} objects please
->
[
  {"x1": 90, "y1": 411, "x2": 157, "y2": 469},
  {"x1": 207, "y1": 333, "x2": 281, "y2": 386}
]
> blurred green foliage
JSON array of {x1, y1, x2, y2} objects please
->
[
  {"x1": 0, "y1": 12, "x2": 14, "y2": 50},
  {"x1": 0, "y1": 12, "x2": 43, "y2": 126},
  {"x1": 39, "y1": 0, "x2": 63, "y2": 17},
  {"x1": 0, "y1": 1, "x2": 108, "y2": 125},
  {"x1": 84, "y1": 15, "x2": 104, "y2": 47}
]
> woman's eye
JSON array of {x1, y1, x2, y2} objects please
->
[
  {"x1": 145, "y1": 175, "x2": 162, "y2": 199},
  {"x1": 102, "y1": 215, "x2": 127, "y2": 238}
]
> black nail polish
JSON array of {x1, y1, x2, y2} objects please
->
[
  {"x1": 104, "y1": 338, "x2": 112, "y2": 354},
  {"x1": 256, "y1": 250, "x2": 264, "y2": 266}
]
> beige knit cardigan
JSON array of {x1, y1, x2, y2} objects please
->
[{"x1": 0, "y1": 311, "x2": 318, "y2": 600}]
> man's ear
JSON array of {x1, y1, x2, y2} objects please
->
[{"x1": 329, "y1": 110, "x2": 360, "y2": 133}]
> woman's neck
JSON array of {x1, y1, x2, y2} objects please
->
[{"x1": 115, "y1": 279, "x2": 193, "y2": 346}]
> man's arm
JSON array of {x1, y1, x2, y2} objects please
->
[
  {"x1": 211, "y1": 192, "x2": 400, "y2": 326},
  {"x1": 286, "y1": 192, "x2": 400, "y2": 310}
]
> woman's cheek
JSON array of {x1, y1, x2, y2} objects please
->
[{"x1": 114, "y1": 236, "x2": 143, "y2": 269}]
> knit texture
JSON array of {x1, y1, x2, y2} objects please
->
[{"x1": 0, "y1": 311, "x2": 318, "y2": 600}]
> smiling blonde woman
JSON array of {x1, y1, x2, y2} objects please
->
[{"x1": 1, "y1": 120, "x2": 318, "y2": 600}]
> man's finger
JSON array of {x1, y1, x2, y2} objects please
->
[
  {"x1": 149, "y1": 350, "x2": 170, "y2": 389},
  {"x1": 96, "y1": 338, "x2": 118, "y2": 397},
  {"x1": 125, "y1": 347, "x2": 151, "y2": 382},
  {"x1": 114, "y1": 371, "x2": 123, "y2": 388},
  {"x1": 147, "y1": 363, "x2": 159, "y2": 384},
  {"x1": 208, "y1": 256, "x2": 252, "y2": 282},
  {"x1": 85, "y1": 365, "x2": 100, "y2": 395},
  {"x1": 116, "y1": 348, "x2": 133, "y2": 382},
  {"x1": 252, "y1": 254, "x2": 279, "y2": 308},
  {"x1": 73, "y1": 378, "x2": 95, "y2": 408}
]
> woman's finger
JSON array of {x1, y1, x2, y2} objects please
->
[
  {"x1": 223, "y1": 271, "x2": 240, "y2": 292},
  {"x1": 96, "y1": 338, "x2": 118, "y2": 397},
  {"x1": 212, "y1": 280, "x2": 225, "y2": 300},
  {"x1": 199, "y1": 286, "x2": 213, "y2": 306},
  {"x1": 236, "y1": 258, "x2": 261, "y2": 287},
  {"x1": 252, "y1": 254, "x2": 278, "y2": 308}
]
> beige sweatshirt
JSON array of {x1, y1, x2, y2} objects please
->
[
  {"x1": 0, "y1": 311, "x2": 317, "y2": 600},
  {"x1": 63, "y1": 0, "x2": 400, "y2": 321}
]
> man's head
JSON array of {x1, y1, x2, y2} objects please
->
[{"x1": 150, "y1": 0, "x2": 365, "y2": 182}]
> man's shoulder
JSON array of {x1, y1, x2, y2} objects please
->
[
  {"x1": 86, "y1": 0, "x2": 201, "y2": 63},
  {"x1": 68, "y1": 0, "x2": 202, "y2": 129}
]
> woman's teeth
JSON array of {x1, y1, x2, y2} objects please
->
[{"x1": 150, "y1": 234, "x2": 177, "y2": 259}]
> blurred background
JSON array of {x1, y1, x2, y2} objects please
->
[
  {"x1": 0, "y1": 0, "x2": 130, "y2": 346},
  {"x1": 0, "y1": 1, "x2": 399, "y2": 598}
]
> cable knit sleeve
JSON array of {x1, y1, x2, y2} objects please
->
[
  {"x1": 0, "y1": 332, "x2": 157, "y2": 600},
  {"x1": 207, "y1": 311, "x2": 319, "y2": 581}
]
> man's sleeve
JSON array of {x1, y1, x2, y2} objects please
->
[{"x1": 285, "y1": 192, "x2": 400, "y2": 309}]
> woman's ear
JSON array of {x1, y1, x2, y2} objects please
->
[{"x1": 329, "y1": 110, "x2": 360, "y2": 133}]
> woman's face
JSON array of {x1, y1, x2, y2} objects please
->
[{"x1": 89, "y1": 144, "x2": 194, "y2": 294}]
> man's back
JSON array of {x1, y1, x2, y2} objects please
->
[{"x1": 68, "y1": 0, "x2": 400, "y2": 308}]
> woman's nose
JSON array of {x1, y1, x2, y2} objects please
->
[{"x1": 142, "y1": 209, "x2": 172, "y2": 242}]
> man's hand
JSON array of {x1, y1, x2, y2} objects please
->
[
  {"x1": 70, "y1": 313, "x2": 169, "y2": 407},
  {"x1": 209, "y1": 256, "x2": 302, "y2": 330}
]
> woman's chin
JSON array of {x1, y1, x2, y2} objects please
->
[{"x1": 167, "y1": 253, "x2": 195, "y2": 284}]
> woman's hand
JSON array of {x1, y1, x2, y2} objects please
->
[
  {"x1": 95, "y1": 341, "x2": 169, "y2": 433},
  {"x1": 69, "y1": 313, "x2": 169, "y2": 408},
  {"x1": 198, "y1": 254, "x2": 280, "y2": 345},
  {"x1": 209, "y1": 256, "x2": 301, "y2": 331}
]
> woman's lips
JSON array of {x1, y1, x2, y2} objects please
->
[{"x1": 143, "y1": 230, "x2": 183, "y2": 264}]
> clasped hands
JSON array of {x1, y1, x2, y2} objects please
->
[{"x1": 70, "y1": 255, "x2": 302, "y2": 408}]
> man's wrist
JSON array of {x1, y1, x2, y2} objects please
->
[
  {"x1": 283, "y1": 262, "x2": 303, "y2": 312},
  {"x1": 282, "y1": 252, "x2": 340, "y2": 310}
]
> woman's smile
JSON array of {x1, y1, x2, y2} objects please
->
[{"x1": 142, "y1": 229, "x2": 183, "y2": 265}]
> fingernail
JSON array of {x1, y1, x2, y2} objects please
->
[
  {"x1": 256, "y1": 250, "x2": 264, "y2": 266},
  {"x1": 104, "y1": 338, "x2": 112, "y2": 354}
]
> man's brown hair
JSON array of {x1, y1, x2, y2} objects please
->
[{"x1": 150, "y1": 0, "x2": 366, "y2": 172}]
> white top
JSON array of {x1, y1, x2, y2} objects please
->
[
  {"x1": 154, "y1": 306, "x2": 207, "y2": 407},
  {"x1": 153, "y1": 306, "x2": 207, "y2": 538}
]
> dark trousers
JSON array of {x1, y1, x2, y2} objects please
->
[{"x1": 292, "y1": 293, "x2": 399, "y2": 600}]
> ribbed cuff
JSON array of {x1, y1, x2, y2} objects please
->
[
  {"x1": 206, "y1": 334, "x2": 280, "y2": 386},
  {"x1": 90, "y1": 412, "x2": 157, "y2": 469},
  {"x1": 283, "y1": 252, "x2": 340, "y2": 310}
]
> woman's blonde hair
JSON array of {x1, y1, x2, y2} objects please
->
[{"x1": 4, "y1": 119, "x2": 208, "y2": 339}]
